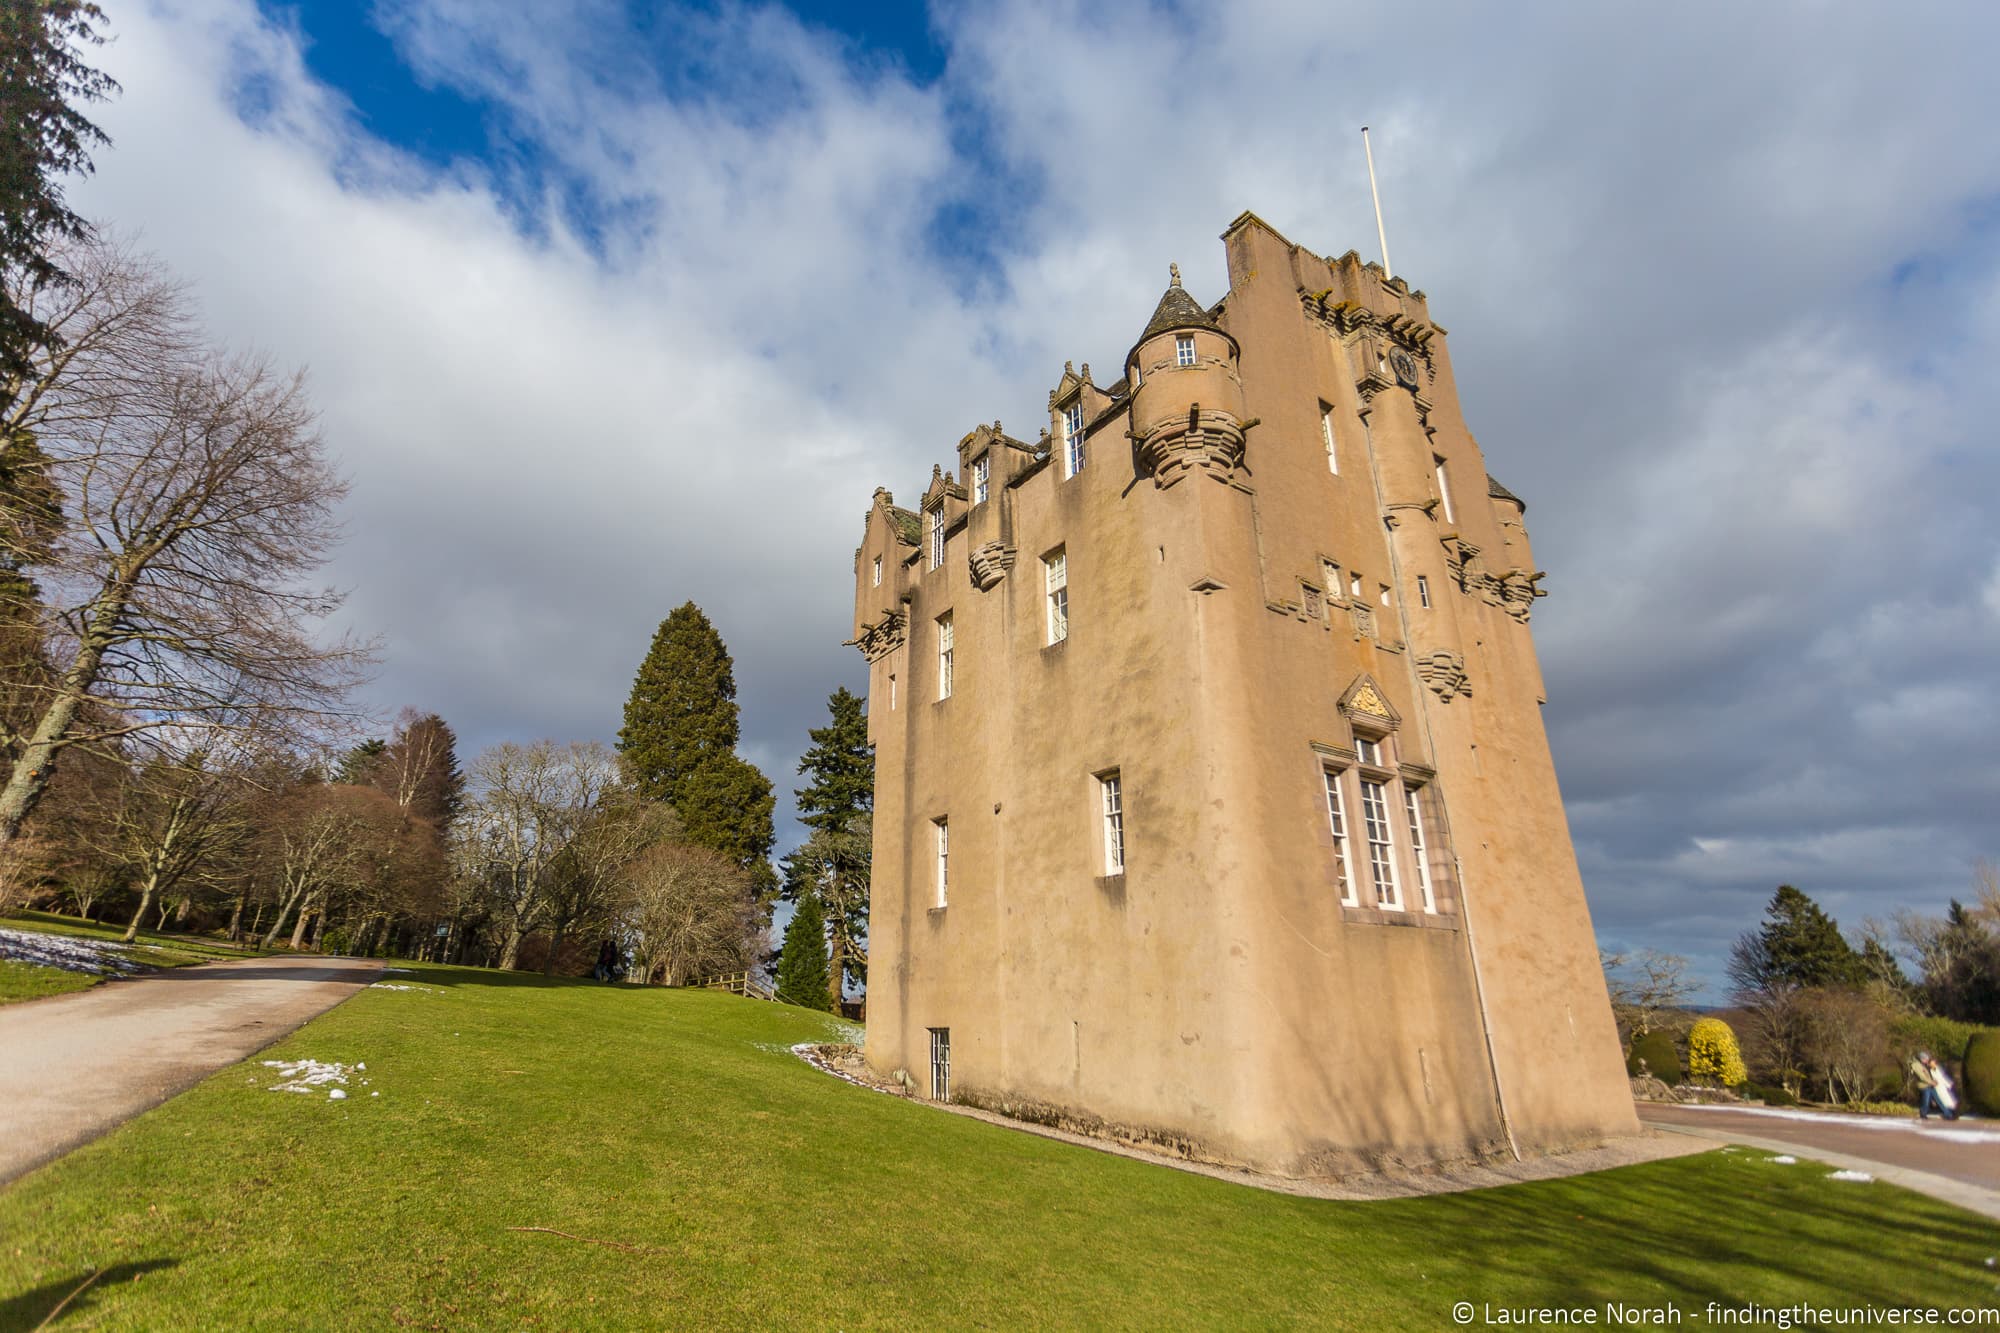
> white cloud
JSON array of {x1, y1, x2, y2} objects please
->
[{"x1": 67, "y1": 0, "x2": 2000, "y2": 976}]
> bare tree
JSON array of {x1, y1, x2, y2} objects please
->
[
  {"x1": 0, "y1": 238, "x2": 372, "y2": 849},
  {"x1": 455, "y1": 740, "x2": 620, "y2": 970},
  {"x1": 618, "y1": 842, "x2": 755, "y2": 987},
  {"x1": 1601, "y1": 948, "x2": 1699, "y2": 1037},
  {"x1": 93, "y1": 748, "x2": 251, "y2": 941},
  {"x1": 1800, "y1": 987, "x2": 1893, "y2": 1104}
]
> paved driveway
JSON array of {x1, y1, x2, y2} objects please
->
[
  {"x1": 0, "y1": 955, "x2": 380, "y2": 1186},
  {"x1": 1639, "y1": 1102, "x2": 2000, "y2": 1220}
]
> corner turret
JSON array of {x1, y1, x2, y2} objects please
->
[{"x1": 1125, "y1": 264, "x2": 1254, "y2": 488}]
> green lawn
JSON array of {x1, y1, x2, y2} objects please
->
[
  {"x1": 0, "y1": 965, "x2": 1990, "y2": 1330},
  {"x1": 0, "y1": 911, "x2": 269, "y2": 1006},
  {"x1": 0, "y1": 958, "x2": 99, "y2": 1005}
]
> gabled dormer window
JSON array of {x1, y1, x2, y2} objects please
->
[
  {"x1": 1063, "y1": 402, "x2": 1085, "y2": 478},
  {"x1": 928, "y1": 505, "x2": 945, "y2": 570},
  {"x1": 1176, "y1": 334, "x2": 1195, "y2": 367},
  {"x1": 972, "y1": 454, "x2": 990, "y2": 504}
]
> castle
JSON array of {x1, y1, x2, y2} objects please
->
[{"x1": 848, "y1": 211, "x2": 1637, "y2": 1175}]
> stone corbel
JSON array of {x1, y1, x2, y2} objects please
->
[
  {"x1": 968, "y1": 540, "x2": 1017, "y2": 591},
  {"x1": 1416, "y1": 649, "x2": 1472, "y2": 702}
]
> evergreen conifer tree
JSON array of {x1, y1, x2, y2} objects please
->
[
  {"x1": 618, "y1": 602, "x2": 774, "y2": 899},
  {"x1": 781, "y1": 687, "x2": 874, "y2": 999},
  {"x1": 1756, "y1": 884, "x2": 1864, "y2": 988},
  {"x1": 619, "y1": 603, "x2": 742, "y2": 804},
  {"x1": 794, "y1": 686, "x2": 872, "y2": 833},
  {"x1": 774, "y1": 891, "x2": 832, "y2": 1010}
]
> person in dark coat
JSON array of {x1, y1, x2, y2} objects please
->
[{"x1": 593, "y1": 938, "x2": 619, "y2": 983}]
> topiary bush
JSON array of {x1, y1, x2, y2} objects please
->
[
  {"x1": 1963, "y1": 1030, "x2": 2000, "y2": 1117},
  {"x1": 1626, "y1": 1028, "x2": 1682, "y2": 1085},
  {"x1": 1686, "y1": 1017, "x2": 1748, "y2": 1087}
]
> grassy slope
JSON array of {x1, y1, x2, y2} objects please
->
[
  {"x1": 0, "y1": 965, "x2": 1991, "y2": 1331},
  {"x1": 0, "y1": 912, "x2": 268, "y2": 1006}
]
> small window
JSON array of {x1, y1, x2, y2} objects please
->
[
  {"x1": 872, "y1": 555, "x2": 882, "y2": 587},
  {"x1": 1064, "y1": 403, "x2": 1086, "y2": 478},
  {"x1": 1175, "y1": 334, "x2": 1195, "y2": 367},
  {"x1": 1099, "y1": 771, "x2": 1125, "y2": 874},
  {"x1": 1405, "y1": 786, "x2": 1436, "y2": 913},
  {"x1": 1349, "y1": 572, "x2": 1362, "y2": 599},
  {"x1": 1417, "y1": 575, "x2": 1430, "y2": 609},
  {"x1": 1379, "y1": 584, "x2": 1391, "y2": 608},
  {"x1": 1044, "y1": 548, "x2": 1068, "y2": 645},
  {"x1": 929, "y1": 1026, "x2": 951, "y2": 1100},
  {"x1": 933, "y1": 818, "x2": 949, "y2": 907},
  {"x1": 1355, "y1": 734, "x2": 1384, "y2": 768},
  {"x1": 936, "y1": 613, "x2": 953, "y2": 700},
  {"x1": 928, "y1": 505, "x2": 945, "y2": 570},
  {"x1": 1323, "y1": 767, "x2": 1355, "y2": 906},
  {"x1": 972, "y1": 454, "x2": 990, "y2": 505},
  {"x1": 1320, "y1": 403, "x2": 1338, "y2": 475},
  {"x1": 888, "y1": 673, "x2": 896, "y2": 710},
  {"x1": 1434, "y1": 455, "x2": 1456, "y2": 525}
]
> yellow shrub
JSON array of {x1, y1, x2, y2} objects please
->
[{"x1": 1687, "y1": 1017, "x2": 1748, "y2": 1087}]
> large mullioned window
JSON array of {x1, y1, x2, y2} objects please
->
[{"x1": 1321, "y1": 726, "x2": 1447, "y2": 916}]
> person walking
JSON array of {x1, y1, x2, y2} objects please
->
[
  {"x1": 593, "y1": 938, "x2": 619, "y2": 984},
  {"x1": 1912, "y1": 1051, "x2": 1959, "y2": 1121}
]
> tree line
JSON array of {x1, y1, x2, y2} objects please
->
[
  {"x1": 1606, "y1": 872, "x2": 2000, "y2": 1107},
  {"x1": 0, "y1": 8, "x2": 874, "y2": 1003}
]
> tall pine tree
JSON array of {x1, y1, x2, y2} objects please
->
[
  {"x1": 1752, "y1": 885, "x2": 1864, "y2": 988},
  {"x1": 773, "y1": 891, "x2": 832, "y2": 1010},
  {"x1": 780, "y1": 686, "x2": 874, "y2": 1002},
  {"x1": 619, "y1": 603, "x2": 741, "y2": 804},
  {"x1": 618, "y1": 602, "x2": 774, "y2": 899},
  {"x1": 794, "y1": 686, "x2": 872, "y2": 833}
]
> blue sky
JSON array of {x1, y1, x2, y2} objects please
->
[{"x1": 68, "y1": 0, "x2": 2000, "y2": 992}]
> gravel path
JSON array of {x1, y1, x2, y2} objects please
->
[{"x1": 0, "y1": 955, "x2": 381, "y2": 1186}]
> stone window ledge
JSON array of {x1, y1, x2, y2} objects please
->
[{"x1": 1340, "y1": 906, "x2": 1458, "y2": 931}]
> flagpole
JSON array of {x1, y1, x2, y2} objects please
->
[{"x1": 1361, "y1": 125, "x2": 1392, "y2": 281}]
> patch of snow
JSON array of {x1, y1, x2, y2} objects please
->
[
  {"x1": 369, "y1": 982, "x2": 438, "y2": 993},
  {"x1": 1826, "y1": 1170, "x2": 1874, "y2": 1182},
  {"x1": 371, "y1": 1091, "x2": 379, "y2": 1098},
  {"x1": 0, "y1": 927, "x2": 144, "y2": 976},
  {"x1": 1766, "y1": 1155, "x2": 1797, "y2": 1164},
  {"x1": 328, "y1": 1089, "x2": 347, "y2": 1100},
  {"x1": 381, "y1": 967, "x2": 415, "y2": 974},
  {"x1": 262, "y1": 1059, "x2": 351, "y2": 1094},
  {"x1": 356, "y1": 1062, "x2": 366, "y2": 1071},
  {"x1": 823, "y1": 1018, "x2": 865, "y2": 1044}
]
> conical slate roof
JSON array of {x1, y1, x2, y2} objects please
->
[
  {"x1": 1136, "y1": 264, "x2": 1222, "y2": 345},
  {"x1": 1486, "y1": 474, "x2": 1525, "y2": 510}
]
